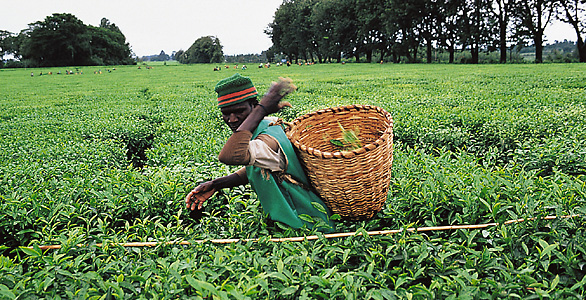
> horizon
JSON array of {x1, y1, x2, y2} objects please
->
[{"x1": 1, "y1": 0, "x2": 578, "y2": 59}]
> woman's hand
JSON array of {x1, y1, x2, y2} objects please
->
[
  {"x1": 185, "y1": 181, "x2": 217, "y2": 210},
  {"x1": 259, "y1": 77, "x2": 296, "y2": 114}
]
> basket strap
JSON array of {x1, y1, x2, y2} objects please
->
[
  {"x1": 268, "y1": 118, "x2": 284, "y2": 127},
  {"x1": 267, "y1": 118, "x2": 314, "y2": 192},
  {"x1": 269, "y1": 118, "x2": 296, "y2": 140},
  {"x1": 269, "y1": 118, "x2": 292, "y2": 131},
  {"x1": 274, "y1": 172, "x2": 314, "y2": 193}
]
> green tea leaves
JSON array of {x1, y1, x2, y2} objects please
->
[
  {"x1": 329, "y1": 122, "x2": 362, "y2": 151},
  {"x1": 1, "y1": 64, "x2": 585, "y2": 299}
]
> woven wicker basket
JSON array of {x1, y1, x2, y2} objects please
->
[{"x1": 285, "y1": 104, "x2": 393, "y2": 220}]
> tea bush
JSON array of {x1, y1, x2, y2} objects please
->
[{"x1": 0, "y1": 63, "x2": 585, "y2": 298}]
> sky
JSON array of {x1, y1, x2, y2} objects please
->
[
  {"x1": 1, "y1": 0, "x2": 283, "y2": 57},
  {"x1": 0, "y1": 0, "x2": 578, "y2": 58}
]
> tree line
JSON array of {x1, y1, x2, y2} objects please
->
[
  {"x1": 265, "y1": 0, "x2": 586, "y2": 64},
  {"x1": 140, "y1": 50, "x2": 172, "y2": 62},
  {"x1": 174, "y1": 36, "x2": 224, "y2": 64},
  {"x1": 0, "y1": 13, "x2": 134, "y2": 67}
]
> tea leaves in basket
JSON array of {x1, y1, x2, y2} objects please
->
[{"x1": 329, "y1": 121, "x2": 362, "y2": 151}]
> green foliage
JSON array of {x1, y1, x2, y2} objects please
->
[
  {"x1": 86, "y1": 25, "x2": 134, "y2": 66},
  {"x1": 13, "y1": 13, "x2": 134, "y2": 67},
  {"x1": 0, "y1": 63, "x2": 585, "y2": 298},
  {"x1": 267, "y1": 0, "x2": 583, "y2": 64},
  {"x1": 177, "y1": 36, "x2": 224, "y2": 64},
  {"x1": 0, "y1": 30, "x2": 15, "y2": 59}
]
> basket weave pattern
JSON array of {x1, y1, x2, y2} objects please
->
[{"x1": 286, "y1": 105, "x2": 394, "y2": 220}]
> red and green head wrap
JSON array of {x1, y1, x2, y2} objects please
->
[{"x1": 215, "y1": 73, "x2": 258, "y2": 108}]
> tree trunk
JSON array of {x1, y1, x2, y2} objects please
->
[
  {"x1": 578, "y1": 37, "x2": 586, "y2": 62},
  {"x1": 411, "y1": 50, "x2": 417, "y2": 63},
  {"x1": 366, "y1": 49, "x2": 372, "y2": 63},
  {"x1": 560, "y1": 0, "x2": 586, "y2": 62},
  {"x1": 379, "y1": 38, "x2": 387, "y2": 63},
  {"x1": 409, "y1": 43, "x2": 418, "y2": 63},
  {"x1": 534, "y1": 2, "x2": 544, "y2": 63},
  {"x1": 499, "y1": 18, "x2": 507, "y2": 63},
  {"x1": 426, "y1": 38, "x2": 432, "y2": 63},
  {"x1": 315, "y1": 50, "x2": 323, "y2": 63},
  {"x1": 565, "y1": 14, "x2": 586, "y2": 62},
  {"x1": 448, "y1": 43, "x2": 455, "y2": 63},
  {"x1": 471, "y1": 45, "x2": 479, "y2": 64},
  {"x1": 472, "y1": 0, "x2": 481, "y2": 64},
  {"x1": 534, "y1": 31, "x2": 543, "y2": 63}
]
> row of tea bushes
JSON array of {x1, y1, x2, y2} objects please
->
[{"x1": 0, "y1": 63, "x2": 584, "y2": 298}]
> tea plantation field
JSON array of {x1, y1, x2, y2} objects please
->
[{"x1": 0, "y1": 63, "x2": 585, "y2": 299}]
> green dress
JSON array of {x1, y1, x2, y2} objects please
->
[{"x1": 246, "y1": 120, "x2": 336, "y2": 232}]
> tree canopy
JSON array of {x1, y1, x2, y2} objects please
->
[
  {"x1": 1, "y1": 13, "x2": 134, "y2": 67},
  {"x1": 176, "y1": 36, "x2": 224, "y2": 64},
  {"x1": 266, "y1": 0, "x2": 585, "y2": 63}
]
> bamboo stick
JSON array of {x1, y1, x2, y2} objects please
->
[{"x1": 33, "y1": 214, "x2": 579, "y2": 250}]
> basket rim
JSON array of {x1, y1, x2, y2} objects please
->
[{"x1": 286, "y1": 104, "x2": 393, "y2": 159}]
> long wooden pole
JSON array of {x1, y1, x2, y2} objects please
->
[{"x1": 34, "y1": 214, "x2": 579, "y2": 250}]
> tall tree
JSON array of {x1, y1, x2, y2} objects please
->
[
  {"x1": 177, "y1": 36, "x2": 223, "y2": 64},
  {"x1": 87, "y1": 25, "x2": 134, "y2": 65},
  {"x1": 268, "y1": 0, "x2": 361, "y2": 63},
  {"x1": 157, "y1": 50, "x2": 170, "y2": 61},
  {"x1": 88, "y1": 18, "x2": 134, "y2": 65},
  {"x1": 331, "y1": 0, "x2": 361, "y2": 62},
  {"x1": 294, "y1": 0, "x2": 317, "y2": 62},
  {"x1": 459, "y1": 0, "x2": 496, "y2": 63},
  {"x1": 355, "y1": 0, "x2": 388, "y2": 62},
  {"x1": 437, "y1": 0, "x2": 466, "y2": 63},
  {"x1": 0, "y1": 30, "x2": 11, "y2": 57},
  {"x1": 420, "y1": 0, "x2": 443, "y2": 63},
  {"x1": 491, "y1": 0, "x2": 515, "y2": 63},
  {"x1": 311, "y1": 0, "x2": 338, "y2": 62},
  {"x1": 386, "y1": 0, "x2": 425, "y2": 62},
  {"x1": 512, "y1": 0, "x2": 557, "y2": 63},
  {"x1": 265, "y1": 0, "x2": 576, "y2": 64},
  {"x1": 175, "y1": 49, "x2": 186, "y2": 62},
  {"x1": 12, "y1": 14, "x2": 133, "y2": 67},
  {"x1": 266, "y1": 0, "x2": 300, "y2": 63},
  {"x1": 20, "y1": 13, "x2": 92, "y2": 66},
  {"x1": 557, "y1": 0, "x2": 586, "y2": 62},
  {"x1": 211, "y1": 37, "x2": 224, "y2": 62}
]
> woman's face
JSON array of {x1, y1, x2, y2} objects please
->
[{"x1": 220, "y1": 101, "x2": 254, "y2": 132}]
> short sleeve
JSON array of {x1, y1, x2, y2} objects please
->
[{"x1": 248, "y1": 139, "x2": 286, "y2": 172}]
